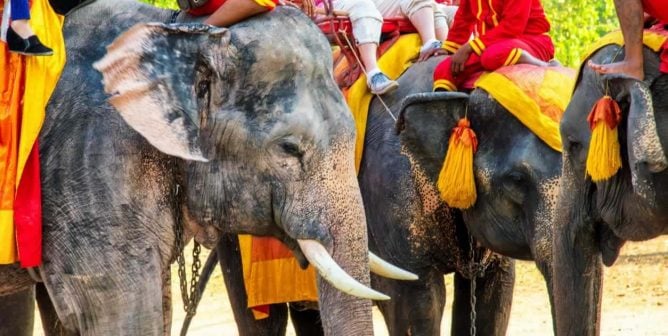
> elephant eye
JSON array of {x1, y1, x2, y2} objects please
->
[
  {"x1": 281, "y1": 142, "x2": 303, "y2": 158},
  {"x1": 197, "y1": 79, "x2": 210, "y2": 99},
  {"x1": 502, "y1": 171, "x2": 527, "y2": 204}
]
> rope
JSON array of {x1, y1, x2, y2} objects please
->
[{"x1": 339, "y1": 31, "x2": 397, "y2": 122}]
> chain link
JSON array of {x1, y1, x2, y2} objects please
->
[
  {"x1": 173, "y1": 184, "x2": 203, "y2": 323},
  {"x1": 467, "y1": 234, "x2": 493, "y2": 336}
]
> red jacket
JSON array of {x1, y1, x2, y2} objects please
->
[{"x1": 443, "y1": 0, "x2": 551, "y2": 55}]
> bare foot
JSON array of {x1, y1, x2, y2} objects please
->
[{"x1": 588, "y1": 60, "x2": 644, "y2": 81}]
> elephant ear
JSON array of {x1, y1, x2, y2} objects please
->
[
  {"x1": 396, "y1": 92, "x2": 469, "y2": 181},
  {"x1": 94, "y1": 23, "x2": 233, "y2": 162},
  {"x1": 608, "y1": 75, "x2": 668, "y2": 204}
]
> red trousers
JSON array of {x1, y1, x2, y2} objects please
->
[
  {"x1": 643, "y1": 0, "x2": 668, "y2": 22},
  {"x1": 433, "y1": 34, "x2": 554, "y2": 91}
]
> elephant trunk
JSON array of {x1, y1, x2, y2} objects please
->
[
  {"x1": 281, "y1": 141, "x2": 375, "y2": 335},
  {"x1": 552, "y1": 154, "x2": 603, "y2": 336}
]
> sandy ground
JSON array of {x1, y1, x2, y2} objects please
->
[{"x1": 34, "y1": 237, "x2": 667, "y2": 335}]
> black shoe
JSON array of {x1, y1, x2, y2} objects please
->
[{"x1": 6, "y1": 26, "x2": 54, "y2": 56}]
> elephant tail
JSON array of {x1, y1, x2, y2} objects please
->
[{"x1": 179, "y1": 248, "x2": 219, "y2": 336}]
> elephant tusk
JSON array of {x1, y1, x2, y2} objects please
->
[
  {"x1": 297, "y1": 239, "x2": 390, "y2": 301},
  {"x1": 368, "y1": 252, "x2": 419, "y2": 281}
]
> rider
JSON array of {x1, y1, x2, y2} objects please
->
[
  {"x1": 5, "y1": 0, "x2": 53, "y2": 56},
  {"x1": 329, "y1": 0, "x2": 449, "y2": 94},
  {"x1": 432, "y1": 0, "x2": 555, "y2": 92},
  {"x1": 588, "y1": 0, "x2": 668, "y2": 81}
]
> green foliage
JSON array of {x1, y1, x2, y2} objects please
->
[
  {"x1": 140, "y1": 0, "x2": 179, "y2": 9},
  {"x1": 543, "y1": 0, "x2": 619, "y2": 68}
]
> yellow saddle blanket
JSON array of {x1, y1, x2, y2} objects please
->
[{"x1": 474, "y1": 65, "x2": 577, "y2": 152}]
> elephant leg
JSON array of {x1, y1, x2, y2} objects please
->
[
  {"x1": 288, "y1": 303, "x2": 323, "y2": 336},
  {"x1": 217, "y1": 234, "x2": 288, "y2": 336},
  {"x1": 451, "y1": 256, "x2": 514, "y2": 336},
  {"x1": 373, "y1": 269, "x2": 445, "y2": 336},
  {"x1": 0, "y1": 286, "x2": 34, "y2": 336},
  {"x1": 35, "y1": 282, "x2": 74, "y2": 336}
]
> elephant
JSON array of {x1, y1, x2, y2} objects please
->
[
  {"x1": 552, "y1": 44, "x2": 668, "y2": 335},
  {"x1": 187, "y1": 57, "x2": 519, "y2": 336},
  {"x1": 389, "y1": 60, "x2": 566, "y2": 334},
  {"x1": 0, "y1": 1, "x2": 416, "y2": 335}
]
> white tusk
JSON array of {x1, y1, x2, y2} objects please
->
[
  {"x1": 369, "y1": 252, "x2": 419, "y2": 281},
  {"x1": 297, "y1": 239, "x2": 390, "y2": 301}
]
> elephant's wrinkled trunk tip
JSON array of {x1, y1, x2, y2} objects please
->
[
  {"x1": 297, "y1": 239, "x2": 391, "y2": 301},
  {"x1": 369, "y1": 252, "x2": 419, "y2": 280}
]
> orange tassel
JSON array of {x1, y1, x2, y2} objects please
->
[
  {"x1": 585, "y1": 95, "x2": 622, "y2": 182},
  {"x1": 437, "y1": 118, "x2": 478, "y2": 209}
]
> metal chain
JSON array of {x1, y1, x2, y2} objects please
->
[
  {"x1": 467, "y1": 234, "x2": 493, "y2": 336},
  {"x1": 173, "y1": 184, "x2": 203, "y2": 324},
  {"x1": 469, "y1": 234, "x2": 478, "y2": 336}
]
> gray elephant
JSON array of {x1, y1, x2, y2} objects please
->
[
  {"x1": 358, "y1": 58, "x2": 520, "y2": 335},
  {"x1": 388, "y1": 59, "x2": 566, "y2": 334},
  {"x1": 553, "y1": 44, "x2": 668, "y2": 335},
  {"x1": 0, "y1": 1, "x2": 413, "y2": 335},
  {"x1": 190, "y1": 57, "x2": 519, "y2": 336}
]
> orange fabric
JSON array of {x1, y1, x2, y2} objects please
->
[
  {"x1": 0, "y1": 43, "x2": 24, "y2": 264},
  {"x1": 239, "y1": 235, "x2": 318, "y2": 320}
]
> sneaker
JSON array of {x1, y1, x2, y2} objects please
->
[
  {"x1": 7, "y1": 27, "x2": 54, "y2": 56},
  {"x1": 418, "y1": 40, "x2": 443, "y2": 62},
  {"x1": 367, "y1": 72, "x2": 399, "y2": 95}
]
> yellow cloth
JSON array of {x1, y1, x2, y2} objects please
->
[
  {"x1": 582, "y1": 29, "x2": 668, "y2": 63},
  {"x1": 345, "y1": 34, "x2": 422, "y2": 172},
  {"x1": 474, "y1": 65, "x2": 576, "y2": 152},
  {"x1": 0, "y1": 0, "x2": 66, "y2": 264},
  {"x1": 238, "y1": 235, "x2": 318, "y2": 319}
]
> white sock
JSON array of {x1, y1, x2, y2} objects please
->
[
  {"x1": 367, "y1": 68, "x2": 381, "y2": 78},
  {"x1": 421, "y1": 39, "x2": 439, "y2": 51}
]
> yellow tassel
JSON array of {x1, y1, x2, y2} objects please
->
[
  {"x1": 586, "y1": 95, "x2": 622, "y2": 182},
  {"x1": 437, "y1": 118, "x2": 478, "y2": 209}
]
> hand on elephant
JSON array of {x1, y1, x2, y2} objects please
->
[
  {"x1": 281, "y1": 0, "x2": 315, "y2": 17},
  {"x1": 450, "y1": 43, "x2": 472, "y2": 76}
]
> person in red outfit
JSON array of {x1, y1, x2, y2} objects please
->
[
  {"x1": 589, "y1": 0, "x2": 668, "y2": 80},
  {"x1": 432, "y1": 0, "x2": 555, "y2": 92}
]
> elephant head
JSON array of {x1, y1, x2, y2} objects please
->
[
  {"x1": 397, "y1": 89, "x2": 562, "y2": 273},
  {"x1": 553, "y1": 44, "x2": 668, "y2": 336},
  {"x1": 93, "y1": 10, "x2": 412, "y2": 335}
]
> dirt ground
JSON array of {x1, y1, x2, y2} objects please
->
[{"x1": 33, "y1": 237, "x2": 667, "y2": 335}]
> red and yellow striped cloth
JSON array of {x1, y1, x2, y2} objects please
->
[{"x1": 0, "y1": 0, "x2": 65, "y2": 267}]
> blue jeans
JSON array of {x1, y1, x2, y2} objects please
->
[{"x1": 10, "y1": 0, "x2": 31, "y2": 20}]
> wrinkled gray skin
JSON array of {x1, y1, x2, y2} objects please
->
[
  {"x1": 359, "y1": 58, "x2": 517, "y2": 336},
  {"x1": 0, "y1": 1, "x2": 375, "y2": 335},
  {"x1": 393, "y1": 59, "x2": 563, "y2": 334},
  {"x1": 200, "y1": 57, "x2": 516, "y2": 336},
  {"x1": 553, "y1": 45, "x2": 668, "y2": 335}
]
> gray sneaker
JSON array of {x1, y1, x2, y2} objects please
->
[
  {"x1": 418, "y1": 40, "x2": 443, "y2": 62},
  {"x1": 368, "y1": 72, "x2": 399, "y2": 95}
]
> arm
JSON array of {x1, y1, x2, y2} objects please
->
[
  {"x1": 442, "y1": 0, "x2": 474, "y2": 53},
  {"x1": 469, "y1": 0, "x2": 531, "y2": 55}
]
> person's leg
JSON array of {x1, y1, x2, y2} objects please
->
[
  {"x1": 588, "y1": 0, "x2": 645, "y2": 80},
  {"x1": 433, "y1": 3, "x2": 448, "y2": 41},
  {"x1": 480, "y1": 36, "x2": 555, "y2": 71},
  {"x1": 396, "y1": 0, "x2": 442, "y2": 61},
  {"x1": 344, "y1": 0, "x2": 398, "y2": 94},
  {"x1": 433, "y1": 53, "x2": 481, "y2": 91},
  {"x1": 9, "y1": 0, "x2": 35, "y2": 39},
  {"x1": 203, "y1": 0, "x2": 275, "y2": 27}
]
